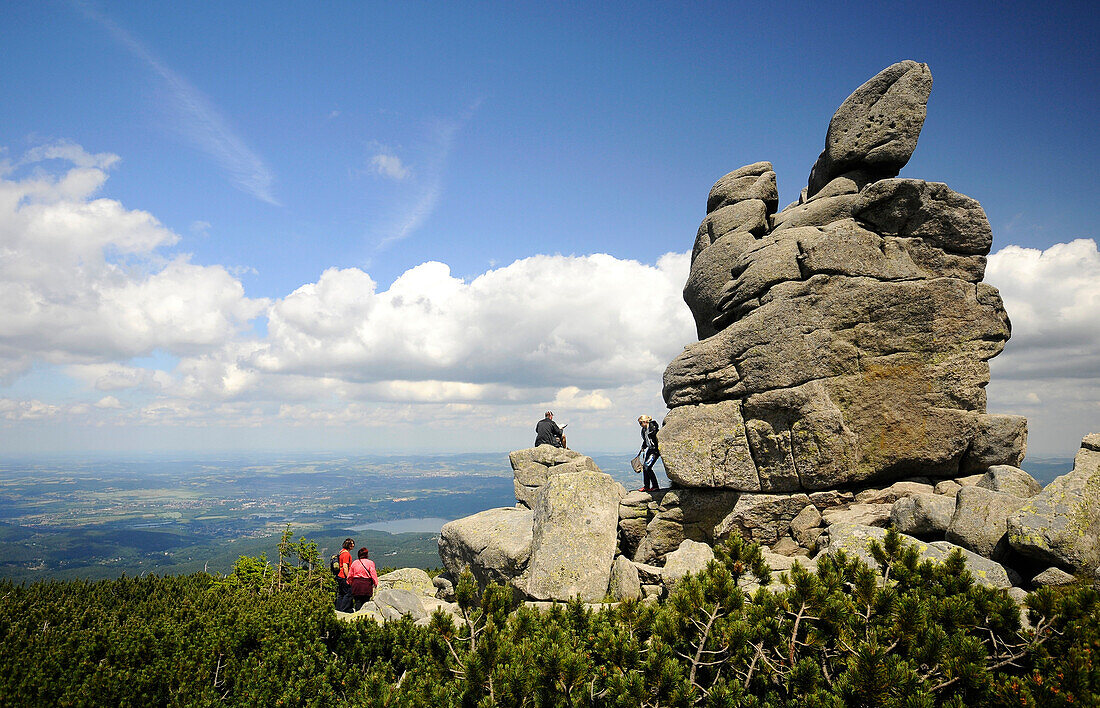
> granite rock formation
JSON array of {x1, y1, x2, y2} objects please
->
[
  {"x1": 432, "y1": 62, "x2": 1097, "y2": 607},
  {"x1": 664, "y1": 60, "x2": 1026, "y2": 492}
]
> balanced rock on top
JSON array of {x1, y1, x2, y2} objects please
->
[{"x1": 661, "y1": 61, "x2": 1027, "y2": 493}]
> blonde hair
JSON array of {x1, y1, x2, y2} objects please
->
[{"x1": 638, "y1": 415, "x2": 652, "y2": 424}]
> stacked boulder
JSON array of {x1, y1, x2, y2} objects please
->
[{"x1": 664, "y1": 59, "x2": 1026, "y2": 497}]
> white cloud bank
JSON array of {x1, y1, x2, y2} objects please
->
[
  {"x1": 985, "y1": 239, "x2": 1100, "y2": 455},
  {"x1": 0, "y1": 141, "x2": 1096, "y2": 455}
]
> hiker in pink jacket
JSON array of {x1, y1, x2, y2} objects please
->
[{"x1": 347, "y1": 547, "x2": 380, "y2": 611}]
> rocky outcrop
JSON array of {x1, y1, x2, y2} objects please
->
[
  {"x1": 1007, "y1": 435, "x2": 1100, "y2": 573},
  {"x1": 432, "y1": 65, "x2": 1097, "y2": 605},
  {"x1": 660, "y1": 60, "x2": 1026, "y2": 493}
]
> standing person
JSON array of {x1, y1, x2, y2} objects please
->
[
  {"x1": 335, "y1": 537, "x2": 354, "y2": 612},
  {"x1": 637, "y1": 415, "x2": 661, "y2": 492},
  {"x1": 347, "y1": 547, "x2": 380, "y2": 611},
  {"x1": 534, "y1": 411, "x2": 567, "y2": 448}
]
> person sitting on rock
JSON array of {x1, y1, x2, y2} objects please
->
[
  {"x1": 637, "y1": 415, "x2": 661, "y2": 492},
  {"x1": 534, "y1": 410, "x2": 567, "y2": 448},
  {"x1": 347, "y1": 546, "x2": 379, "y2": 611}
]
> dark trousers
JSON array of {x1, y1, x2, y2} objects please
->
[
  {"x1": 641, "y1": 449, "x2": 660, "y2": 490},
  {"x1": 335, "y1": 576, "x2": 354, "y2": 612},
  {"x1": 353, "y1": 592, "x2": 374, "y2": 612}
]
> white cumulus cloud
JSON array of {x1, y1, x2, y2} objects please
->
[
  {"x1": 0, "y1": 143, "x2": 267, "y2": 381},
  {"x1": 986, "y1": 238, "x2": 1100, "y2": 455}
]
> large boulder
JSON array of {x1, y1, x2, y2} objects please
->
[
  {"x1": 945, "y1": 486, "x2": 1026, "y2": 560},
  {"x1": 1007, "y1": 435, "x2": 1100, "y2": 572},
  {"x1": 976, "y1": 465, "x2": 1042, "y2": 498},
  {"x1": 806, "y1": 61, "x2": 932, "y2": 197},
  {"x1": 662, "y1": 539, "x2": 715, "y2": 587},
  {"x1": 438, "y1": 507, "x2": 533, "y2": 587},
  {"x1": 819, "y1": 523, "x2": 1013, "y2": 588},
  {"x1": 525, "y1": 471, "x2": 623, "y2": 602},
  {"x1": 658, "y1": 61, "x2": 1026, "y2": 494},
  {"x1": 890, "y1": 493, "x2": 955, "y2": 536}
]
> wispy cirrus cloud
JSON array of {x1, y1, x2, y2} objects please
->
[
  {"x1": 374, "y1": 101, "x2": 481, "y2": 250},
  {"x1": 74, "y1": 2, "x2": 278, "y2": 205}
]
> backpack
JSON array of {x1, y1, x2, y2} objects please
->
[{"x1": 330, "y1": 552, "x2": 342, "y2": 575}]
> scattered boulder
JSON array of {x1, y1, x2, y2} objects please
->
[
  {"x1": 714, "y1": 493, "x2": 811, "y2": 545},
  {"x1": 976, "y1": 465, "x2": 1042, "y2": 498},
  {"x1": 662, "y1": 539, "x2": 715, "y2": 587},
  {"x1": 809, "y1": 490, "x2": 854, "y2": 509},
  {"x1": 377, "y1": 567, "x2": 435, "y2": 596},
  {"x1": 890, "y1": 493, "x2": 955, "y2": 536},
  {"x1": 1008, "y1": 435, "x2": 1100, "y2": 573},
  {"x1": 934, "y1": 479, "x2": 963, "y2": 496},
  {"x1": 764, "y1": 551, "x2": 818, "y2": 576},
  {"x1": 438, "y1": 506, "x2": 533, "y2": 587},
  {"x1": 770, "y1": 536, "x2": 805, "y2": 556},
  {"x1": 433, "y1": 572, "x2": 455, "y2": 601},
  {"x1": 1030, "y1": 567, "x2": 1075, "y2": 587},
  {"x1": 854, "y1": 480, "x2": 934, "y2": 505},
  {"x1": 633, "y1": 488, "x2": 740, "y2": 564},
  {"x1": 525, "y1": 471, "x2": 623, "y2": 602},
  {"x1": 789, "y1": 504, "x2": 823, "y2": 547},
  {"x1": 946, "y1": 486, "x2": 1027, "y2": 560},
  {"x1": 608, "y1": 555, "x2": 642, "y2": 601},
  {"x1": 372, "y1": 588, "x2": 428, "y2": 621}
]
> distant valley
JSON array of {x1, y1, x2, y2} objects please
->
[{"x1": 0, "y1": 451, "x2": 642, "y2": 582}]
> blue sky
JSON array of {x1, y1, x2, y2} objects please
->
[{"x1": 0, "y1": 1, "x2": 1097, "y2": 456}]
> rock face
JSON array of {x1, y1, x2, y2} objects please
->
[
  {"x1": 661, "y1": 60, "x2": 1026, "y2": 492},
  {"x1": 1007, "y1": 435, "x2": 1100, "y2": 573},
  {"x1": 525, "y1": 470, "x2": 623, "y2": 601}
]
